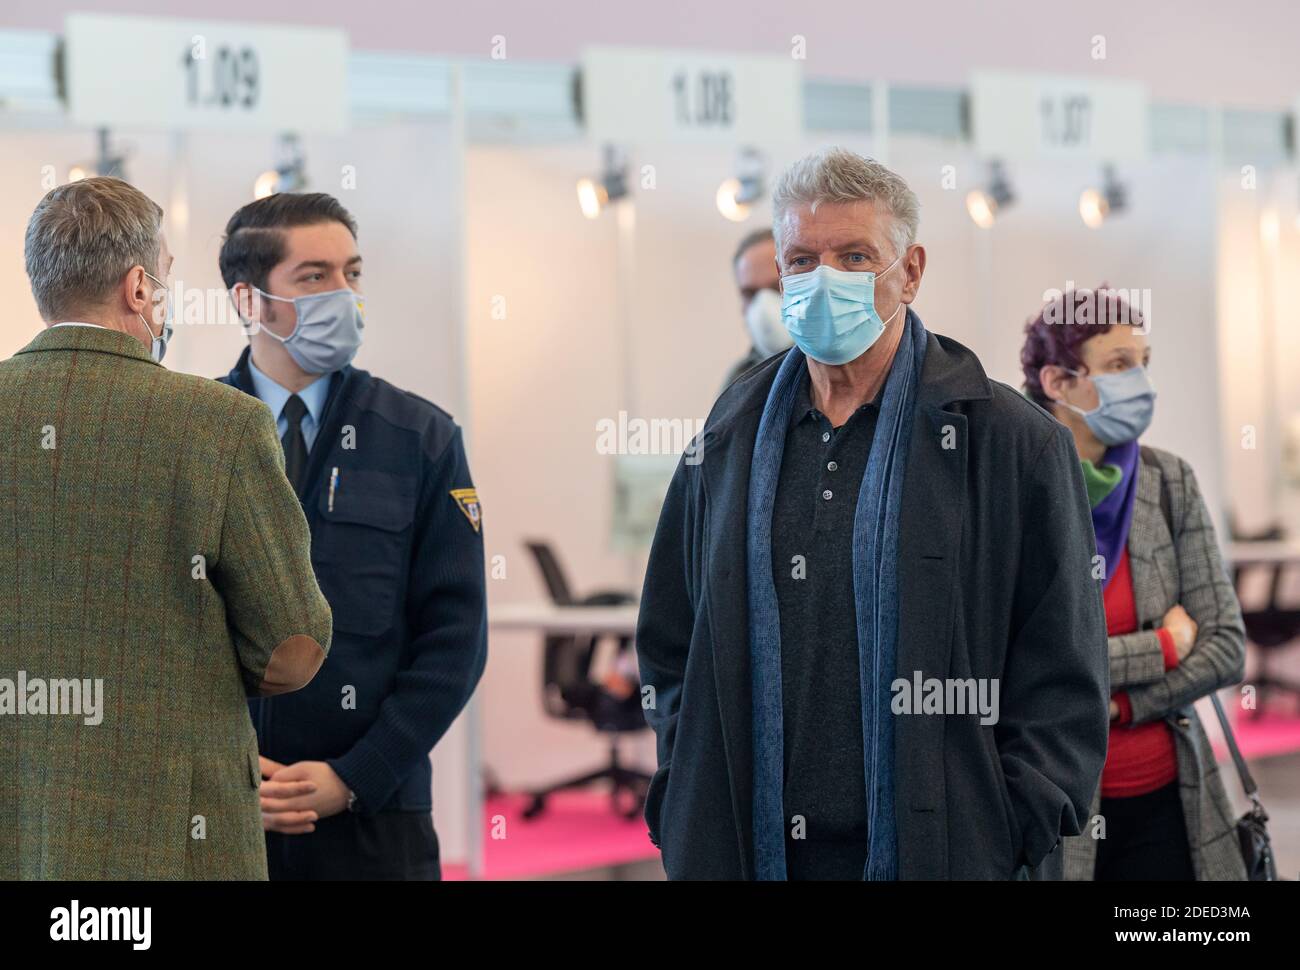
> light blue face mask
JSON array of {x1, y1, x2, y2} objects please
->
[
  {"x1": 780, "y1": 256, "x2": 903, "y2": 365},
  {"x1": 254, "y1": 286, "x2": 365, "y2": 374},
  {"x1": 137, "y1": 271, "x2": 174, "y2": 363},
  {"x1": 1060, "y1": 365, "x2": 1156, "y2": 446}
]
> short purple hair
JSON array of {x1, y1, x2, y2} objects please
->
[{"x1": 1019, "y1": 285, "x2": 1145, "y2": 409}]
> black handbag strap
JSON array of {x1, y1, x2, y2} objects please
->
[
  {"x1": 1207, "y1": 691, "x2": 1260, "y2": 799},
  {"x1": 1139, "y1": 446, "x2": 1263, "y2": 805}
]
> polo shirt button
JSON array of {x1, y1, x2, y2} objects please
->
[
  {"x1": 822, "y1": 489, "x2": 833, "y2": 500},
  {"x1": 827, "y1": 460, "x2": 839, "y2": 472},
  {"x1": 821, "y1": 431, "x2": 831, "y2": 443}
]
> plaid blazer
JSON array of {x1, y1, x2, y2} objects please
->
[
  {"x1": 1062, "y1": 445, "x2": 1248, "y2": 881},
  {"x1": 0, "y1": 325, "x2": 332, "y2": 880}
]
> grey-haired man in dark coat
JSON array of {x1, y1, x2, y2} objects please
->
[{"x1": 636, "y1": 148, "x2": 1109, "y2": 880}]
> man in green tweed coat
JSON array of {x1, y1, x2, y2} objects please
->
[{"x1": 0, "y1": 176, "x2": 333, "y2": 880}]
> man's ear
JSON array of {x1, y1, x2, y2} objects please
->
[
  {"x1": 901, "y1": 244, "x2": 925, "y2": 303},
  {"x1": 123, "y1": 265, "x2": 149, "y2": 317},
  {"x1": 230, "y1": 282, "x2": 259, "y2": 330}
]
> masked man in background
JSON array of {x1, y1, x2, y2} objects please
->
[
  {"x1": 218, "y1": 192, "x2": 487, "y2": 880},
  {"x1": 723, "y1": 228, "x2": 793, "y2": 390}
]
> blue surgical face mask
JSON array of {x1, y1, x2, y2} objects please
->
[
  {"x1": 252, "y1": 287, "x2": 365, "y2": 374},
  {"x1": 744, "y1": 288, "x2": 793, "y2": 359},
  {"x1": 139, "y1": 271, "x2": 173, "y2": 363},
  {"x1": 1060, "y1": 365, "x2": 1156, "y2": 445},
  {"x1": 779, "y1": 256, "x2": 903, "y2": 365}
]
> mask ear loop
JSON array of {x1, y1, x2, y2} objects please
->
[
  {"x1": 136, "y1": 271, "x2": 164, "y2": 342},
  {"x1": 876, "y1": 250, "x2": 905, "y2": 280},
  {"x1": 241, "y1": 286, "x2": 300, "y2": 342},
  {"x1": 136, "y1": 311, "x2": 158, "y2": 342},
  {"x1": 229, "y1": 287, "x2": 263, "y2": 338},
  {"x1": 143, "y1": 271, "x2": 172, "y2": 342},
  {"x1": 1052, "y1": 364, "x2": 1096, "y2": 417},
  {"x1": 876, "y1": 250, "x2": 908, "y2": 327}
]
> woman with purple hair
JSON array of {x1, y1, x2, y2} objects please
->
[{"x1": 1020, "y1": 286, "x2": 1247, "y2": 881}]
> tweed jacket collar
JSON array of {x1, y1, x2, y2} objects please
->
[{"x1": 16, "y1": 324, "x2": 157, "y2": 365}]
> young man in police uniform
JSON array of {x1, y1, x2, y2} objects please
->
[{"x1": 218, "y1": 192, "x2": 487, "y2": 880}]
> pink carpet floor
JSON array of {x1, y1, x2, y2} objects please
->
[
  {"x1": 443, "y1": 790, "x2": 660, "y2": 880},
  {"x1": 443, "y1": 708, "x2": 1300, "y2": 880},
  {"x1": 1215, "y1": 709, "x2": 1300, "y2": 762}
]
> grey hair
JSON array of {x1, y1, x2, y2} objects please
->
[
  {"x1": 771, "y1": 147, "x2": 919, "y2": 262},
  {"x1": 24, "y1": 176, "x2": 163, "y2": 322}
]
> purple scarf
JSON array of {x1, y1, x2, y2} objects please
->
[{"x1": 1093, "y1": 439, "x2": 1140, "y2": 588}]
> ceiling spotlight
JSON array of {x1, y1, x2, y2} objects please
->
[
  {"x1": 716, "y1": 147, "x2": 765, "y2": 222},
  {"x1": 966, "y1": 160, "x2": 1014, "y2": 229},
  {"x1": 68, "y1": 128, "x2": 128, "y2": 184},
  {"x1": 576, "y1": 144, "x2": 628, "y2": 220},
  {"x1": 1261, "y1": 208, "x2": 1281, "y2": 246},
  {"x1": 1079, "y1": 165, "x2": 1127, "y2": 229},
  {"x1": 576, "y1": 177, "x2": 607, "y2": 220},
  {"x1": 253, "y1": 133, "x2": 308, "y2": 200}
]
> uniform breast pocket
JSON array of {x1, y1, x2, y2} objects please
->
[{"x1": 313, "y1": 469, "x2": 416, "y2": 638}]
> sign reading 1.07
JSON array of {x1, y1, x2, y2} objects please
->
[
  {"x1": 64, "y1": 14, "x2": 347, "y2": 133},
  {"x1": 970, "y1": 71, "x2": 1148, "y2": 161},
  {"x1": 1039, "y1": 91, "x2": 1091, "y2": 150},
  {"x1": 583, "y1": 47, "x2": 800, "y2": 144}
]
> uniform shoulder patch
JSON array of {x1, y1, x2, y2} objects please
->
[{"x1": 450, "y1": 487, "x2": 482, "y2": 533}]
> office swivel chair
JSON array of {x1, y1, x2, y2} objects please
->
[
  {"x1": 1232, "y1": 561, "x2": 1300, "y2": 717},
  {"x1": 1230, "y1": 518, "x2": 1300, "y2": 716},
  {"x1": 522, "y1": 541, "x2": 651, "y2": 820}
]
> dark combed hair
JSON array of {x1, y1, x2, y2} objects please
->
[
  {"x1": 218, "y1": 192, "x2": 358, "y2": 291},
  {"x1": 732, "y1": 227, "x2": 774, "y2": 267},
  {"x1": 1019, "y1": 284, "x2": 1145, "y2": 409}
]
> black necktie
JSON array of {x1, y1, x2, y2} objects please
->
[{"x1": 281, "y1": 394, "x2": 309, "y2": 493}]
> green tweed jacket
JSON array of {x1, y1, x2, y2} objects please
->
[{"x1": 0, "y1": 324, "x2": 333, "y2": 880}]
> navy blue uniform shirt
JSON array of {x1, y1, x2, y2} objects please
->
[{"x1": 220, "y1": 348, "x2": 488, "y2": 815}]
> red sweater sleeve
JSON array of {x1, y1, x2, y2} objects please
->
[
  {"x1": 1156, "y1": 627, "x2": 1180, "y2": 671},
  {"x1": 1113, "y1": 692, "x2": 1134, "y2": 725}
]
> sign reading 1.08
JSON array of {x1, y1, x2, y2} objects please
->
[
  {"x1": 970, "y1": 71, "x2": 1147, "y2": 162},
  {"x1": 583, "y1": 47, "x2": 800, "y2": 144},
  {"x1": 64, "y1": 14, "x2": 347, "y2": 133},
  {"x1": 670, "y1": 68, "x2": 735, "y2": 129}
]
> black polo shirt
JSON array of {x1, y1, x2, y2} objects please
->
[{"x1": 771, "y1": 366, "x2": 882, "y2": 880}]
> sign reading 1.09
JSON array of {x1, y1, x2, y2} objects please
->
[
  {"x1": 181, "y1": 42, "x2": 259, "y2": 111},
  {"x1": 970, "y1": 71, "x2": 1148, "y2": 161},
  {"x1": 583, "y1": 47, "x2": 800, "y2": 144},
  {"x1": 64, "y1": 14, "x2": 347, "y2": 133}
]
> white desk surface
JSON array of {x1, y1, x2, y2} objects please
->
[
  {"x1": 1228, "y1": 541, "x2": 1300, "y2": 566},
  {"x1": 489, "y1": 601, "x2": 640, "y2": 636}
]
